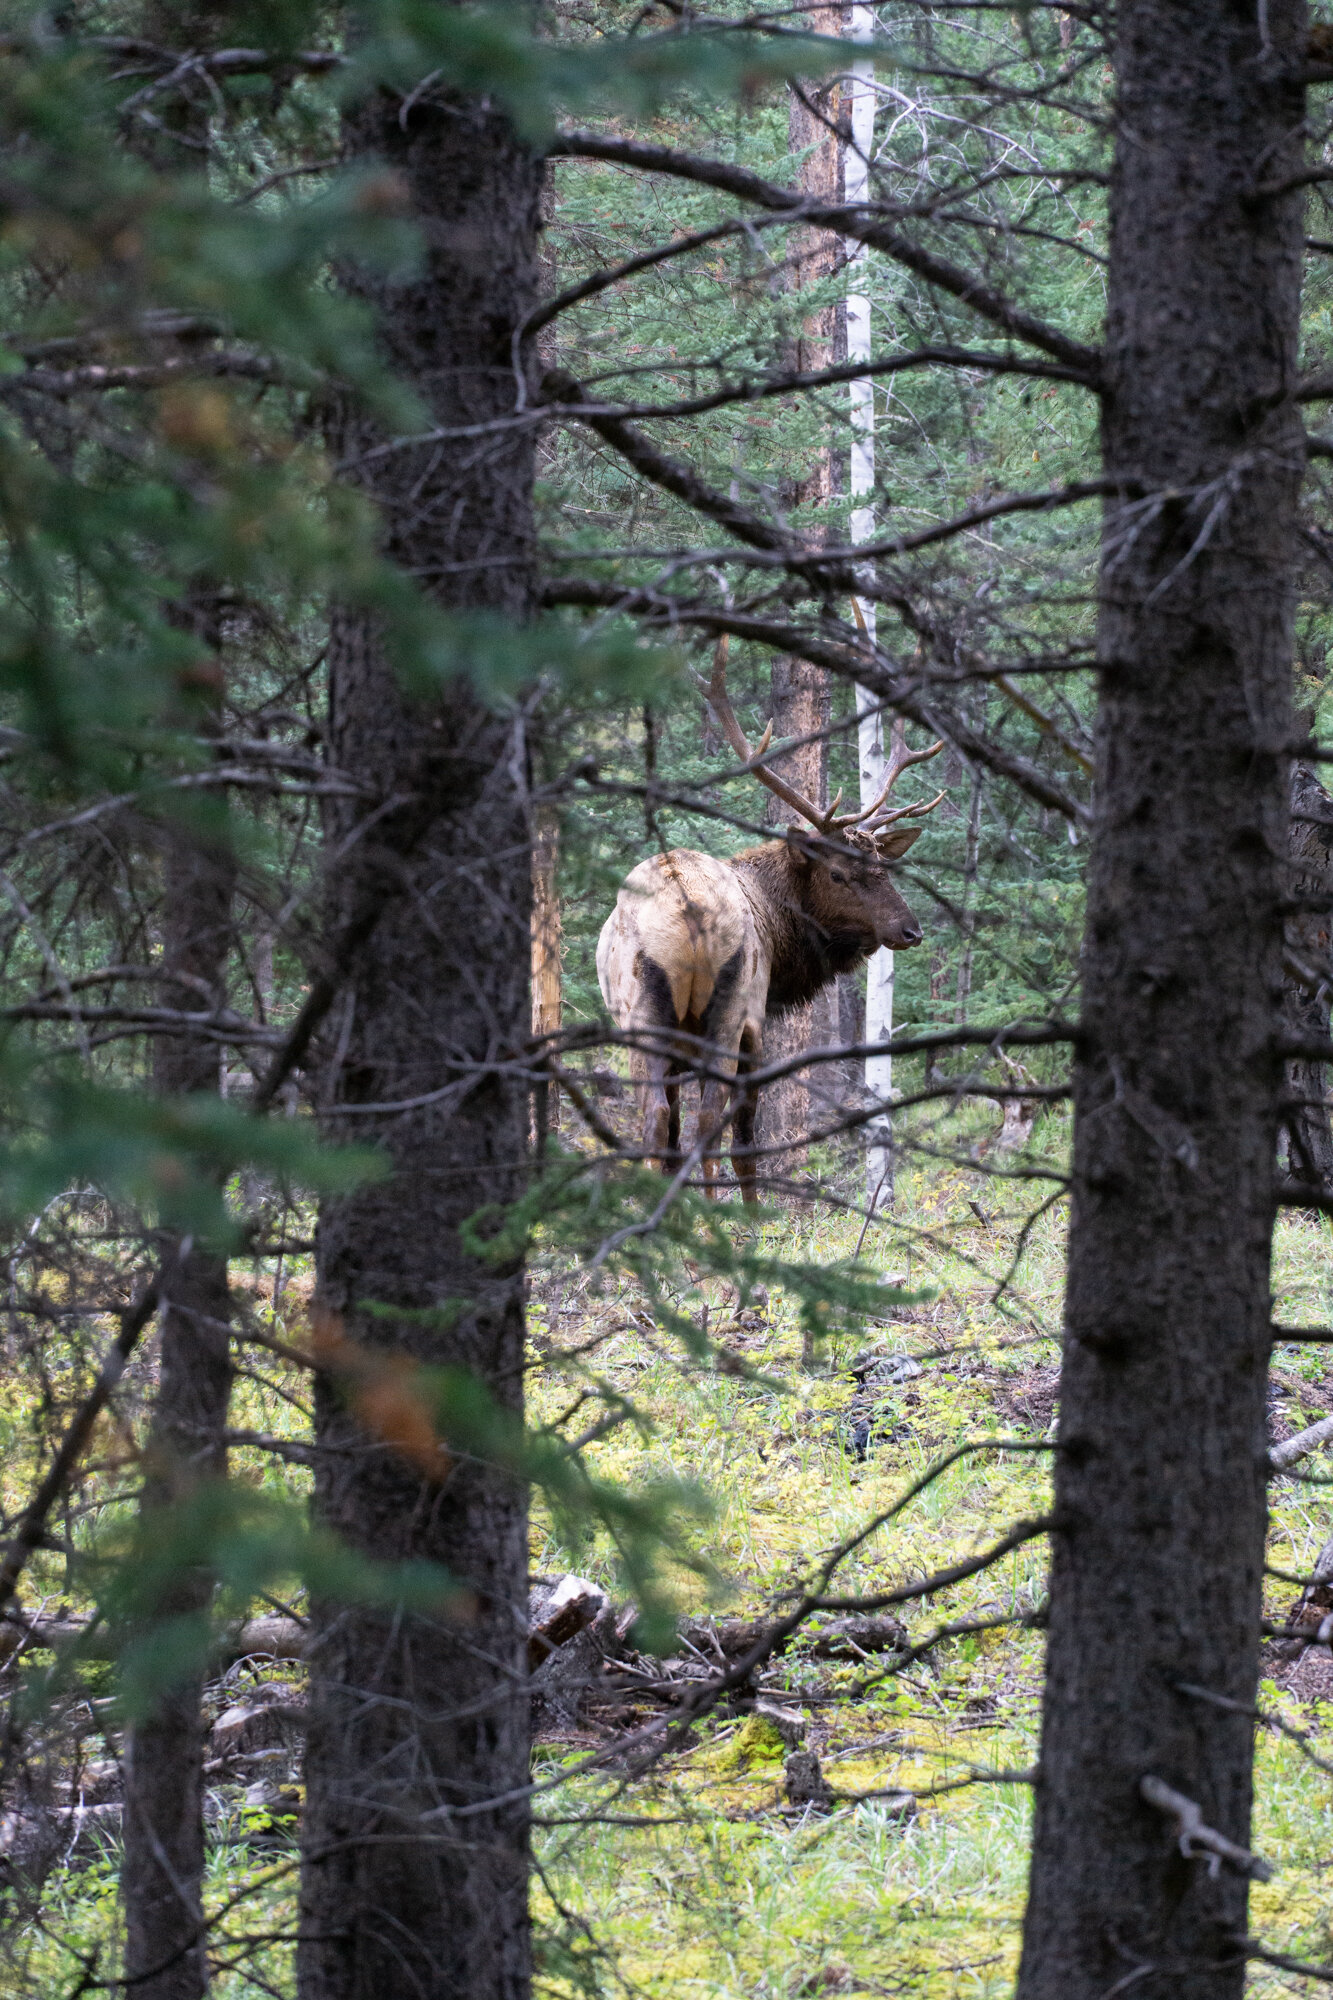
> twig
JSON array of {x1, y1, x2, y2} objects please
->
[
  {"x1": 0, "y1": 1261, "x2": 171, "y2": 1617},
  {"x1": 1234, "y1": 1938, "x2": 1333, "y2": 1985},
  {"x1": 1175, "y1": 1678, "x2": 1333, "y2": 1781},
  {"x1": 548, "y1": 130, "x2": 1101, "y2": 375},
  {"x1": 1139, "y1": 1775, "x2": 1272, "y2": 1881}
]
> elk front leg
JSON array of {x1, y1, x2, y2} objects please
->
[{"x1": 731, "y1": 1039, "x2": 759, "y2": 1206}]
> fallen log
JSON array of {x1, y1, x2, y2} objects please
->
[
  {"x1": 1271, "y1": 1413, "x2": 1333, "y2": 1473},
  {"x1": 0, "y1": 1576, "x2": 610, "y2": 1672}
]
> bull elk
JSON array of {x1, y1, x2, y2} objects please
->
[{"x1": 597, "y1": 639, "x2": 945, "y2": 1201}]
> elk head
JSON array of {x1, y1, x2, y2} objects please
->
[{"x1": 699, "y1": 633, "x2": 946, "y2": 958}]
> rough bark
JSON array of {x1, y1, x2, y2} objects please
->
[
  {"x1": 1282, "y1": 759, "x2": 1333, "y2": 1190},
  {"x1": 119, "y1": 21, "x2": 241, "y2": 1981},
  {"x1": 530, "y1": 162, "x2": 563, "y2": 1157},
  {"x1": 295, "y1": 74, "x2": 540, "y2": 2000},
  {"x1": 755, "y1": 36, "x2": 840, "y2": 1183},
  {"x1": 757, "y1": 653, "x2": 831, "y2": 1178},
  {"x1": 1017, "y1": 8, "x2": 1305, "y2": 1998},
  {"x1": 122, "y1": 600, "x2": 235, "y2": 2000}
]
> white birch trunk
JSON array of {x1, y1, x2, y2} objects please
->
[{"x1": 846, "y1": 8, "x2": 892, "y2": 1210}]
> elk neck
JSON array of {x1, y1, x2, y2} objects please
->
[{"x1": 733, "y1": 839, "x2": 876, "y2": 1017}]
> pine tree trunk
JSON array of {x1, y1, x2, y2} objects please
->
[
  {"x1": 1017, "y1": 7, "x2": 1304, "y2": 1997},
  {"x1": 117, "y1": 14, "x2": 238, "y2": 1987},
  {"x1": 757, "y1": 655, "x2": 830, "y2": 1181},
  {"x1": 122, "y1": 597, "x2": 234, "y2": 2000},
  {"x1": 756, "y1": 33, "x2": 839, "y2": 1186},
  {"x1": 296, "y1": 74, "x2": 540, "y2": 2000},
  {"x1": 1283, "y1": 760, "x2": 1333, "y2": 1191}
]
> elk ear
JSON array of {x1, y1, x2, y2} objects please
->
[
  {"x1": 875, "y1": 826, "x2": 923, "y2": 861},
  {"x1": 785, "y1": 822, "x2": 815, "y2": 868}
]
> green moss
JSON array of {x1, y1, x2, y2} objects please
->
[{"x1": 712, "y1": 1713, "x2": 787, "y2": 1774}]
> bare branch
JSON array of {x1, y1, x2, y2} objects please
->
[
  {"x1": 1271, "y1": 1413, "x2": 1333, "y2": 1472},
  {"x1": 550, "y1": 130, "x2": 1102, "y2": 378},
  {"x1": 548, "y1": 583, "x2": 1091, "y2": 822},
  {"x1": 0, "y1": 1264, "x2": 170, "y2": 1618},
  {"x1": 1139, "y1": 1776, "x2": 1272, "y2": 1882},
  {"x1": 1, "y1": 352, "x2": 286, "y2": 399},
  {"x1": 0, "y1": 1001, "x2": 281, "y2": 1045},
  {"x1": 1235, "y1": 1939, "x2": 1333, "y2": 1985}
]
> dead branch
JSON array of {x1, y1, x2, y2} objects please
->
[
  {"x1": 554, "y1": 596, "x2": 1089, "y2": 821},
  {"x1": 0, "y1": 1001, "x2": 281, "y2": 1044},
  {"x1": 1270, "y1": 1413, "x2": 1333, "y2": 1472},
  {"x1": 1139, "y1": 1775, "x2": 1272, "y2": 1881},
  {"x1": 549, "y1": 131, "x2": 1101, "y2": 377},
  {"x1": 0, "y1": 1264, "x2": 169, "y2": 1618},
  {"x1": 2, "y1": 353, "x2": 285, "y2": 398},
  {"x1": 1236, "y1": 1939, "x2": 1333, "y2": 1984}
]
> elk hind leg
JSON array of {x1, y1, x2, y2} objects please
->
[
  {"x1": 695, "y1": 950, "x2": 744, "y2": 1198},
  {"x1": 630, "y1": 957, "x2": 687, "y2": 1175},
  {"x1": 644, "y1": 1052, "x2": 679, "y2": 1173},
  {"x1": 627, "y1": 1042, "x2": 678, "y2": 1174},
  {"x1": 697, "y1": 1070, "x2": 735, "y2": 1197},
  {"x1": 731, "y1": 1034, "x2": 760, "y2": 1206},
  {"x1": 666, "y1": 1067, "x2": 682, "y2": 1160}
]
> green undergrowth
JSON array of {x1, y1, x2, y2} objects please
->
[
  {"x1": 6, "y1": 1148, "x2": 1333, "y2": 1996},
  {"x1": 517, "y1": 1153, "x2": 1333, "y2": 1997}
]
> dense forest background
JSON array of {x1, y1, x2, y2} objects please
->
[{"x1": 1, "y1": 4, "x2": 1333, "y2": 1997}]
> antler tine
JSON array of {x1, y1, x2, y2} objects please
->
[
  {"x1": 702, "y1": 634, "x2": 831, "y2": 832},
  {"x1": 703, "y1": 635, "x2": 753, "y2": 764},
  {"x1": 889, "y1": 735, "x2": 947, "y2": 779},
  {"x1": 864, "y1": 785, "x2": 948, "y2": 834},
  {"x1": 828, "y1": 732, "x2": 947, "y2": 832},
  {"x1": 826, "y1": 769, "x2": 895, "y2": 830},
  {"x1": 834, "y1": 602, "x2": 948, "y2": 831}
]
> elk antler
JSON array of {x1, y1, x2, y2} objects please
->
[
  {"x1": 848, "y1": 599, "x2": 947, "y2": 840},
  {"x1": 697, "y1": 627, "x2": 948, "y2": 840},
  {"x1": 698, "y1": 635, "x2": 831, "y2": 830}
]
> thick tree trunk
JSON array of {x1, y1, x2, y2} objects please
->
[
  {"x1": 756, "y1": 37, "x2": 839, "y2": 1186},
  {"x1": 122, "y1": 603, "x2": 234, "y2": 2000},
  {"x1": 757, "y1": 654, "x2": 830, "y2": 1181},
  {"x1": 1283, "y1": 760, "x2": 1333, "y2": 1190},
  {"x1": 119, "y1": 14, "x2": 238, "y2": 1989},
  {"x1": 296, "y1": 75, "x2": 540, "y2": 2000},
  {"x1": 1017, "y1": 8, "x2": 1304, "y2": 1998}
]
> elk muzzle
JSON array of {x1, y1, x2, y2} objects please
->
[{"x1": 884, "y1": 917, "x2": 924, "y2": 949}]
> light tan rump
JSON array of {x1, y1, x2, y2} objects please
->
[{"x1": 597, "y1": 849, "x2": 766, "y2": 1041}]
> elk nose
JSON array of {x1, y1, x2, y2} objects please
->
[{"x1": 897, "y1": 921, "x2": 923, "y2": 947}]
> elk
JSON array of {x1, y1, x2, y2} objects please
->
[{"x1": 597, "y1": 640, "x2": 945, "y2": 1200}]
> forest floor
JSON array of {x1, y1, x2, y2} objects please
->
[{"x1": 7, "y1": 1131, "x2": 1333, "y2": 1997}]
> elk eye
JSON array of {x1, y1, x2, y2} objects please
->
[{"x1": 829, "y1": 868, "x2": 848, "y2": 885}]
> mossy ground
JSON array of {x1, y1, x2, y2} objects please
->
[{"x1": 5, "y1": 1136, "x2": 1333, "y2": 1996}]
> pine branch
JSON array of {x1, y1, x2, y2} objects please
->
[
  {"x1": 550, "y1": 130, "x2": 1102, "y2": 378},
  {"x1": 547, "y1": 583, "x2": 1091, "y2": 821}
]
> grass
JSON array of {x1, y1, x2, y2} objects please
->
[{"x1": 4, "y1": 1125, "x2": 1333, "y2": 1996}]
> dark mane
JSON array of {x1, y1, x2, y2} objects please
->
[{"x1": 734, "y1": 840, "x2": 877, "y2": 1017}]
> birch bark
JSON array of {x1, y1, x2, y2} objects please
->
[{"x1": 845, "y1": 5, "x2": 893, "y2": 1210}]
